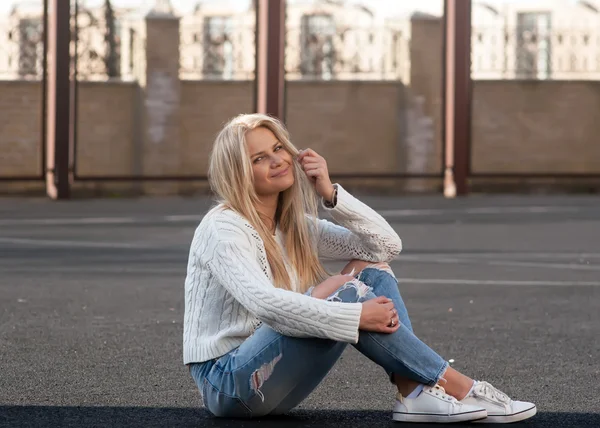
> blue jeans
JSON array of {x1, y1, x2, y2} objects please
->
[{"x1": 190, "y1": 268, "x2": 448, "y2": 418}]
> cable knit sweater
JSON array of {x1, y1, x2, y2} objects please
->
[{"x1": 183, "y1": 185, "x2": 402, "y2": 364}]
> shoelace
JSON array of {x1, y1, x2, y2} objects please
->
[
  {"x1": 428, "y1": 384, "x2": 460, "y2": 403},
  {"x1": 474, "y1": 381, "x2": 511, "y2": 404}
]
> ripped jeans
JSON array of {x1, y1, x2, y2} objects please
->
[{"x1": 189, "y1": 267, "x2": 448, "y2": 418}]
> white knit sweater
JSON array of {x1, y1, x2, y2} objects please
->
[{"x1": 183, "y1": 185, "x2": 402, "y2": 364}]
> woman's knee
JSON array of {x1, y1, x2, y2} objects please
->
[
  {"x1": 321, "y1": 278, "x2": 372, "y2": 303},
  {"x1": 310, "y1": 274, "x2": 352, "y2": 299},
  {"x1": 341, "y1": 260, "x2": 394, "y2": 277}
]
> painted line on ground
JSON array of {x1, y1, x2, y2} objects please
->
[
  {"x1": 417, "y1": 252, "x2": 600, "y2": 259},
  {"x1": 397, "y1": 254, "x2": 599, "y2": 271},
  {"x1": 1, "y1": 237, "x2": 599, "y2": 270},
  {"x1": 379, "y1": 206, "x2": 581, "y2": 217},
  {"x1": 0, "y1": 237, "x2": 152, "y2": 249},
  {"x1": 1, "y1": 265, "x2": 598, "y2": 287},
  {"x1": 0, "y1": 215, "x2": 203, "y2": 227},
  {"x1": 0, "y1": 205, "x2": 590, "y2": 227},
  {"x1": 397, "y1": 278, "x2": 600, "y2": 287},
  {"x1": 486, "y1": 259, "x2": 600, "y2": 271},
  {"x1": 0, "y1": 217, "x2": 138, "y2": 226}
]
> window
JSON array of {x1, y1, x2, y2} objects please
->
[
  {"x1": 516, "y1": 12, "x2": 551, "y2": 79},
  {"x1": 18, "y1": 18, "x2": 43, "y2": 78},
  {"x1": 203, "y1": 16, "x2": 234, "y2": 79},
  {"x1": 128, "y1": 28, "x2": 136, "y2": 75},
  {"x1": 300, "y1": 14, "x2": 335, "y2": 79}
]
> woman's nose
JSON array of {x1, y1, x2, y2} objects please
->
[{"x1": 271, "y1": 154, "x2": 284, "y2": 165}]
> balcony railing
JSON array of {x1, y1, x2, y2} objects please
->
[
  {"x1": 472, "y1": 26, "x2": 600, "y2": 80},
  {"x1": 179, "y1": 24, "x2": 411, "y2": 81},
  {"x1": 285, "y1": 26, "x2": 410, "y2": 81},
  {"x1": 0, "y1": 18, "x2": 44, "y2": 80},
  {"x1": 179, "y1": 22, "x2": 256, "y2": 81}
]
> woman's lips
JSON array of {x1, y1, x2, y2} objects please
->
[{"x1": 272, "y1": 167, "x2": 289, "y2": 178}]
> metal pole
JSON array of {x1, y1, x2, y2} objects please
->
[
  {"x1": 46, "y1": 0, "x2": 71, "y2": 199},
  {"x1": 443, "y1": 0, "x2": 472, "y2": 197},
  {"x1": 40, "y1": 0, "x2": 48, "y2": 179},
  {"x1": 255, "y1": 0, "x2": 285, "y2": 119}
]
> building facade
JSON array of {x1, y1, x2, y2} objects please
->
[
  {"x1": 472, "y1": 0, "x2": 600, "y2": 80},
  {"x1": 0, "y1": 1, "x2": 135, "y2": 81},
  {"x1": 179, "y1": 0, "x2": 410, "y2": 81},
  {"x1": 1, "y1": 0, "x2": 599, "y2": 82}
]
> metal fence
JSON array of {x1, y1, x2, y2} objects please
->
[
  {"x1": 179, "y1": 21, "x2": 256, "y2": 81},
  {"x1": 0, "y1": 9, "x2": 45, "y2": 80},
  {"x1": 178, "y1": 22, "x2": 411, "y2": 82},
  {"x1": 284, "y1": 26, "x2": 410, "y2": 81},
  {"x1": 71, "y1": 0, "x2": 139, "y2": 81},
  {"x1": 472, "y1": 26, "x2": 600, "y2": 80},
  {"x1": 0, "y1": 0, "x2": 47, "y2": 183}
]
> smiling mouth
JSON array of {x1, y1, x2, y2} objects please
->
[{"x1": 272, "y1": 167, "x2": 289, "y2": 178}]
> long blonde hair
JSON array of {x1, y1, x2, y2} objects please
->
[{"x1": 208, "y1": 113, "x2": 329, "y2": 292}]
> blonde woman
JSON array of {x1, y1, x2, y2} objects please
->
[{"x1": 183, "y1": 113, "x2": 536, "y2": 423}]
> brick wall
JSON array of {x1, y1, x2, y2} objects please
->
[
  {"x1": 177, "y1": 80, "x2": 254, "y2": 194},
  {"x1": 76, "y1": 81, "x2": 138, "y2": 176},
  {"x1": 409, "y1": 16, "x2": 444, "y2": 175},
  {"x1": 1, "y1": 79, "x2": 599, "y2": 195},
  {"x1": 286, "y1": 81, "x2": 407, "y2": 174},
  {"x1": 472, "y1": 81, "x2": 600, "y2": 174},
  {"x1": 0, "y1": 81, "x2": 43, "y2": 177},
  {"x1": 179, "y1": 80, "x2": 253, "y2": 175}
]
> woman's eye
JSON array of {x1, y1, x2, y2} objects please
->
[
  {"x1": 253, "y1": 157, "x2": 263, "y2": 164},
  {"x1": 274, "y1": 145, "x2": 283, "y2": 151}
]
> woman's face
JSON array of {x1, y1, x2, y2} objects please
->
[{"x1": 246, "y1": 126, "x2": 295, "y2": 197}]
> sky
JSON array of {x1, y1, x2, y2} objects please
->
[{"x1": 1, "y1": 0, "x2": 579, "y2": 18}]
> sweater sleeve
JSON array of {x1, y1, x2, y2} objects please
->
[
  {"x1": 316, "y1": 184, "x2": 402, "y2": 262},
  {"x1": 202, "y1": 222, "x2": 363, "y2": 343}
]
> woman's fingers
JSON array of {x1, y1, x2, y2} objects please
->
[
  {"x1": 359, "y1": 297, "x2": 399, "y2": 333},
  {"x1": 297, "y1": 148, "x2": 320, "y2": 161},
  {"x1": 382, "y1": 301, "x2": 395, "y2": 311},
  {"x1": 298, "y1": 150, "x2": 327, "y2": 169},
  {"x1": 301, "y1": 154, "x2": 322, "y2": 161},
  {"x1": 381, "y1": 301, "x2": 398, "y2": 332},
  {"x1": 301, "y1": 159, "x2": 323, "y2": 170},
  {"x1": 303, "y1": 164, "x2": 322, "y2": 172},
  {"x1": 382, "y1": 322, "x2": 401, "y2": 334}
]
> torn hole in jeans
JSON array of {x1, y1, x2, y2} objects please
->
[
  {"x1": 326, "y1": 278, "x2": 372, "y2": 302},
  {"x1": 249, "y1": 353, "x2": 283, "y2": 402}
]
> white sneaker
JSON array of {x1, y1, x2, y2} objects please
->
[
  {"x1": 393, "y1": 384, "x2": 487, "y2": 423},
  {"x1": 461, "y1": 381, "x2": 537, "y2": 423}
]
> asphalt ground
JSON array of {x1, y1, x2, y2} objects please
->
[{"x1": 1, "y1": 193, "x2": 599, "y2": 428}]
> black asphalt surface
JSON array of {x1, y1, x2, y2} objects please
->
[{"x1": 1, "y1": 193, "x2": 599, "y2": 428}]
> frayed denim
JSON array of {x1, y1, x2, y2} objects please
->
[{"x1": 190, "y1": 267, "x2": 448, "y2": 418}]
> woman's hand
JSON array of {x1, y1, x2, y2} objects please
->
[
  {"x1": 359, "y1": 296, "x2": 400, "y2": 334},
  {"x1": 297, "y1": 149, "x2": 335, "y2": 202}
]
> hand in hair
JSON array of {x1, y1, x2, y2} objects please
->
[{"x1": 297, "y1": 149, "x2": 336, "y2": 203}]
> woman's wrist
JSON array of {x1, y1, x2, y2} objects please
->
[{"x1": 323, "y1": 184, "x2": 338, "y2": 207}]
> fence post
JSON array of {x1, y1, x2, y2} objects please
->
[
  {"x1": 409, "y1": 14, "x2": 444, "y2": 192},
  {"x1": 139, "y1": 3, "x2": 181, "y2": 194},
  {"x1": 255, "y1": 0, "x2": 285, "y2": 120},
  {"x1": 443, "y1": 0, "x2": 472, "y2": 197},
  {"x1": 45, "y1": 0, "x2": 71, "y2": 199}
]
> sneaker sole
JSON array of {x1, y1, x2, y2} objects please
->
[
  {"x1": 393, "y1": 409, "x2": 488, "y2": 423},
  {"x1": 473, "y1": 405, "x2": 537, "y2": 424}
]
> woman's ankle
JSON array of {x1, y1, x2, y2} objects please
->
[
  {"x1": 393, "y1": 374, "x2": 421, "y2": 397},
  {"x1": 438, "y1": 367, "x2": 474, "y2": 400}
]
